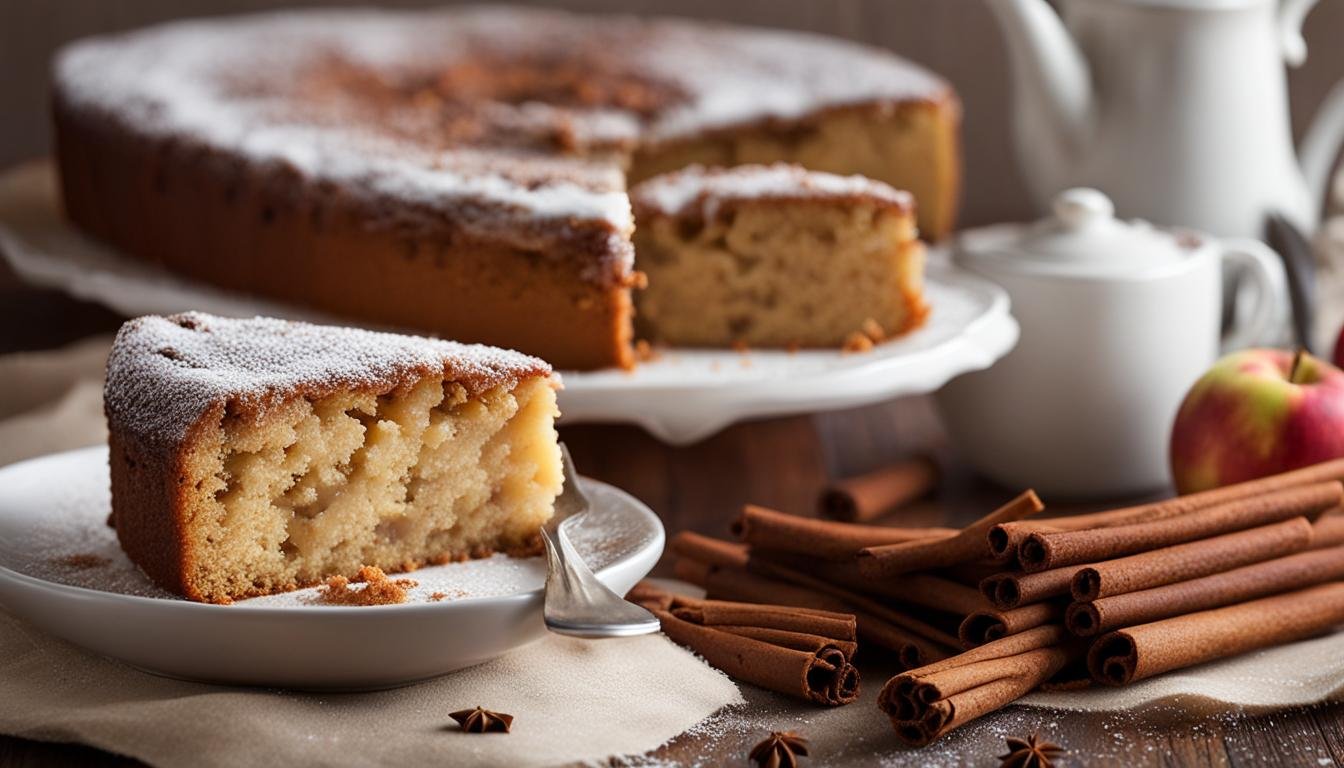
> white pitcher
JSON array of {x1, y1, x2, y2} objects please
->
[
  {"x1": 986, "y1": 0, "x2": 1344, "y2": 239},
  {"x1": 935, "y1": 189, "x2": 1286, "y2": 498}
]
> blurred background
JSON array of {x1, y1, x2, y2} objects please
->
[{"x1": 3, "y1": 0, "x2": 1342, "y2": 228}]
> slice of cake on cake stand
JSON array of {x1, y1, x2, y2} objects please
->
[{"x1": 631, "y1": 163, "x2": 927, "y2": 351}]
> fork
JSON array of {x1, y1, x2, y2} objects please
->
[{"x1": 540, "y1": 444, "x2": 661, "y2": 638}]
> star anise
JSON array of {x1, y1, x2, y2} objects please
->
[
  {"x1": 449, "y1": 706, "x2": 514, "y2": 734},
  {"x1": 999, "y1": 733, "x2": 1064, "y2": 768},
  {"x1": 749, "y1": 730, "x2": 809, "y2": 768}
]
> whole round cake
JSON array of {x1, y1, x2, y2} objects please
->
[{"x1": 53, "y1": 6, "x2": 960, "y2": 369}]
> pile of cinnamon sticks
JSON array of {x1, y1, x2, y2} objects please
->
[{"x1": 668, "y1": 458, "x2": 1344, "y2": 746}]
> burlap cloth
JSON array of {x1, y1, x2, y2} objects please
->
[{"x1": 0, "y1": 338, "x2": 743, "y2": 767}]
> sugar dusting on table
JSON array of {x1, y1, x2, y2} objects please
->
[{"x1": 615, "y1": 694, "x2": 1342, "y2": 767}]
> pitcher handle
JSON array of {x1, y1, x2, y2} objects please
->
[
  {"x1": 1220, "y1": 238, "x2": 1288, "y2": 352},
  {"x1": 1278, "y1": 0, "x2": 1319, "y2": 67}
]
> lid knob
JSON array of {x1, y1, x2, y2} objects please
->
[{"x1": 1052, "y1": 188, "x2": 1115, "y2": 230}]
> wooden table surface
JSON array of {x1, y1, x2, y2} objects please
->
[{"x1": 2, "y1": 266, "x2": 1343, "y2": 767}]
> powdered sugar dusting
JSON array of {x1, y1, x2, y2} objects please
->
[
  {"x1": 53, "y1": 9, "x2": 635, "y2": 234},
  {"x1": 0, "y1": 469, "x2": 176, "y2": 599},
  {"x1": 637, "y1": 19, "x2": 950, "y2": 141},
  {"x1": 105, "y1": 312, "x2": 551, "y2": 450},
  {"x1": 630, "y1": 163, "x2": 914, "y2": 221},
  {"x1": 53, "y1": 6, "x2": 948, "y2": 243}
]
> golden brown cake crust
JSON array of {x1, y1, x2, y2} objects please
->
[
  {"x1": 53, "y1": 7, "x2": 958, "y2": 370},
  {"x1": 104, "y1": 312, "x2": 556, "y2": 601}
]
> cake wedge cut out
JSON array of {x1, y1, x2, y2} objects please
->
[
  {"x1": 104, "y1": 312, "x2": 562, "y2": 604},
  {"x1": 630, "y1": 163, "x2": 928, "y2": 349}
]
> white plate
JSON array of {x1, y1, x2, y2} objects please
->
[
  {"x1": 561, "y1": 264, "x2": 1017, "y2": 442},
  {"x1": 0, "y1": 446, "x2": 663, "y2": 690},
  {"x1": 0, "y1": 160, "x2": 1018, "y2": 443}
]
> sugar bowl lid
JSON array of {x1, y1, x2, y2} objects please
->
[{"x1": 956, "y1": 188, "x2": 1201, "y2": 278}]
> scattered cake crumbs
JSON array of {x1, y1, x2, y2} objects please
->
[
  {"x1": 842, "y1": 332, "x2": 875, "y2": 353},
  {"x1": 860, "y1": 317, "x2": 887, "y2": 343},
  {"x1": 56, "y1": 553, "x2": 111, "y2": 569},
  {"x1": 842, "y1": 318, "x2": 888, "y2": 353},
  {"x1": 429, "y1": 589, "x2": 468, "y2": 602},
  {"x1": 634, "y1": 339, "x2": 664, "y2": 363},
  {"x1": 316, "y1": 566, "x2": 418, "y2": 606}
]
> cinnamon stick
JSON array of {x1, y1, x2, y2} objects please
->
[
  {"x1": 1112, "y1": 458, "x2": 1344, "y2": 518},
  {"x1": 733, "y1": 504, "x2": 953, "y2": 560},
  {"x1": 668, "y1": 602, "x2": 860, "y2": 660},
  {"x1": 980, "y1": 566, "x2": 1083, "y2": 609},
  {"x1": 819, "y1": 455, "x2": 939, "y2": 522},
  {"x1": 987, "y1": 521, "x2": 1066, "y2": 564},
  {"x1": 628, "y1": 583, "x2": 861, "y2": 705},
  {"x1": 1019, "y1": 481, "x2": 1342, "y2": 573},
  {"x1": 941, "y1": 559, "x2": 1010, "y2": 587},
  {"x1": 989, "y1": 458, "x2": 1344, "y2": 562},
  {"x1": 859, "y1": 491, "x2": 1044, "y2": 578},
  {"x1": 746, "y1": 556, "x2": 964, "y2": 650},
  {"x1": 1066, "y1": 545, "x2": 1344, "y2": 636},
  {"x1": 1087, "y1": 582, "x2": 1344, "y2": 685},
  {"x1": 752, "y1": 549, "x2": 989, "y2": 616},
  {"x1": 880, "y1": 625, "x2": 1080, "y2": 746},
  {"x1": 1312, "y1": 510, "x2": 1344, "y2": 548},
  {"x1": 670, "y1": 530, "x2": 748, "y2": 570},
  {"x1": 676, "y1": 555, "x2": 847, "y2": 613},
  {"x1": 1071, "y1": 517, "x2": 1314, "y2": 602},
  {"x1": 958, "y1": 601, "x2": 1063, "y2": 647},
  {"x1": 678, "y1": 552, "x2": 957, "y2": 668},
  {"x1": 861, "y1": 616, "x2": 956, "y2": 671},
  {"x1": 744, "y1": 550, "x2": 1049, "y2": 651},
  {"x1": 672, "y1": 524, "x2": 970, "y2": 670},
  {"x1": 673, "y1": 557, "x2": 712, "y2": 586}
]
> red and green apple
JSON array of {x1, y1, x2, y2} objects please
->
[{"x1": 1169, "y1": 349, "x2": 1344, "y2": 494}]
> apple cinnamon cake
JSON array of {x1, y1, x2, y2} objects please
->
[
  {"x1": 631, "y1": 164, "x2": 928, "y2": 348},
  {"x1": 104, "y1": 312, "x2": 562, "y2": 604},
  {"x1": 53, "y1": 7, "x2": 960, "y2": 370}
]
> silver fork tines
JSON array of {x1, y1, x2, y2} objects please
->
[{"x1": 540, "y1": 444, "x2": 661, "y2": 638}]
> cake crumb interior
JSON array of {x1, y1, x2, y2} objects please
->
[
  {"x1": 634, "y1": 200, "x2": 926, "y2": 347},
  {"x1": 179, "y1": 377, "x2": 560, "y2": 603}
]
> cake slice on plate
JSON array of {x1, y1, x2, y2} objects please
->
[
  {"x1": 104, "y1": 312, "x2": 562, "y2": 604},
  {"x1": 630, "y1": 164, "x2": 928, "y2": 350}
]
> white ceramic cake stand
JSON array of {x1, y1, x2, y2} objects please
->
[
  {"x1": 0, "y1": 446, "x2": 663, "y2": 690},
  {"x1": 0, "y1": 160, "x2": 1018, "y2": 444}
]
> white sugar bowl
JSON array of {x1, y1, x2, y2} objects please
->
[{"x1": 935, "y1": 188, "x2": 1287, "y2": 498}]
